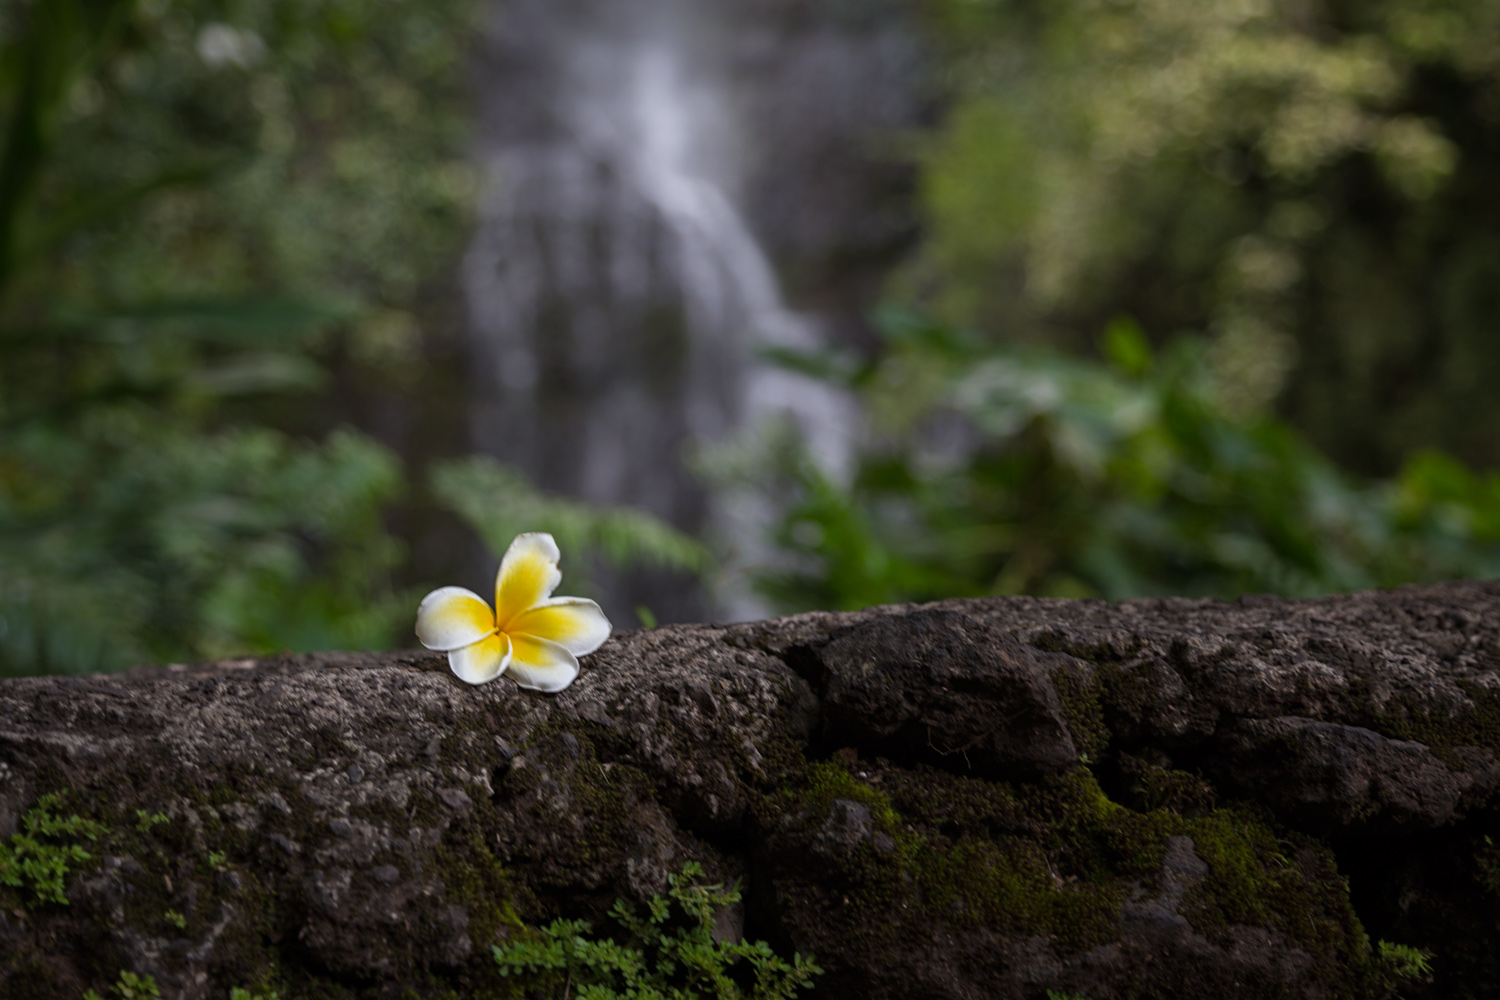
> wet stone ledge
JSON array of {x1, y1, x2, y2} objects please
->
[{"x1": 2, "y1": 582, "x2": 1499, "y2": 999}]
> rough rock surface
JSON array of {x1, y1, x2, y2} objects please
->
[{"x1": 2, "y1": 582, "x2": 1499, "y2": 999}]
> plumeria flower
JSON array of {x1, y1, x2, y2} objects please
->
[{"x1": 415, "y1": 532, "x2": 611, "y2": 692}]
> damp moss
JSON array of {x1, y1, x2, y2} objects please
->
[
  {"x1": 766, "y1": 760, "x2": 1148, "y2": 956},
  {"x1": 1092, "y1": 658, "x2": 1175, "y2": 737},
  {"x1": 762, "y1": 751, "x2": 1377, "y2": 991},
  {"x1": 1371, "y1": 680, "x2": 1500, "y2": 761},
  {"x1": 0, "y1": 778, "x2": 289, "y2": 1000},
  {"x1": 431, "y1": 825, "x2": 533, "y2": 952},
  {"x1": 1179, "y1": 808, "x2": 1363, "y2": 946},
  {"x1": 793, "y1": 761, "x2": 900, "y2": 832},
  {"x1": 502, "y1": 717, "x2": 671, "y2": 902},
  {"x1": 1117, "y1": 754, "x2": 1217, "y2": 816},
  {"x1": 106, "y1": 804, "x2": 284, "y2": 974},
  {"x1": 1049, "y1": 661, "x2": 1109, "y2": 762}
]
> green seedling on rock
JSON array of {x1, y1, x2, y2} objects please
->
[
  {"x1": 164, "y1": 908, "x2": 186, "y2": 929},
  {"x1": 135, "y1": 810, "x2": 169, "y2": 833},
  {"x1": 493, "y1": 862, "x2": 822, "y2": 999},
  {"x1": 82, "y1": 970, "x2": 160, "y2": 1000},
  {"x1": 1377, "y1": 940, "x2": 1433, "y2": 980},
  {"x1": 230, "y1": 989, "x2": 281, "y2": 1000},
  {"x1": 0, "y1": 791, "x2": 108, "y2": 905}
]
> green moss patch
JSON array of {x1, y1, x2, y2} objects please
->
[
  {"x1": 1178, "y1": 808, "x2": 1368, "y2": 962},
  {"x1": 1049, "y1": 661, "x2": 1109, "y2": 762},
  {"x1": 1371, "y1": 680, "x2": 1500, "y2": 763},
  {"x1": 1116, "y1": 754, "x2": 1218, "y2": 816},
  {"x1": 762, "y1": 752, "x2": 1376, "y2": 991}
]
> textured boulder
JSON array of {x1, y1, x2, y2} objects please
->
[
  {"x1": 0, "y1": 583, "x2": 1498, "y2": 999},
  {"x1": 801, "y1": 609, "x2": 1081, "y2": 780}
]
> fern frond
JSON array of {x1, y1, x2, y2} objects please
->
[{"x1": 430, "y1": 457, "x2": 710, "y2": 580}]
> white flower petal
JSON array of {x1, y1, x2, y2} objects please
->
[
  {"x1": 448, "y1": 632, "x2": 512, "y2": 685},
  {"x1": 505, "y1": 634, "x2": 580, "y2": 693},
  {"x1": 494, "y1": 532, "x2": 563, "y2": 626},
  {"x1": 415, "y1": 586, "x2": 497, "y2": 651},
  {"x1": 508, "y1": 597, "x2": 612, "y2": 657}
]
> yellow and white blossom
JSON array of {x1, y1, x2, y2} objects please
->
[{"x1": 415, "y1": 532, "x2": 610, "y2": 692}]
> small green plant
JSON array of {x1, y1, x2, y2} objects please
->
[
  {"x1": 1377, "y1": 940, "x2": 1433, "y2": 980},
  {"x1": 82, "y1": 970, "x2": 161, "y2": 1000},
  {"x1": 1045, "y1": 992, "x2": 1091, "y2": 1000},
  {"x1": 164, "y1": 909, "x2": 186, "y2": 929},
  {"x1": 0, "y1": 791, "x2": 108, "y2": 905},
  {"x1": 493, "y1": 862, "x2": 822, "y2": 999},
  {"x1": 229, "y1": 989, "x2": 281, "y2": 1000},
  {"x1": 135, "y1": 810, "x2": 169, "y2": 833},
  {"x1": 207, "y1": 850, "x2": 228, "y2": 869}
]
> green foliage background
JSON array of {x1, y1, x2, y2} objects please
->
[
  {"x1": 5, "y1": 0, "x2": 1500, "y2": 674},
  {"x1": 914, "y1": 0, "x2": 1500, "y2": 476},
  {"x1": 0, "y1": 0, "x2": 477, "y2": 674},
  {"x1": 725, "y1": 314, "x2": 1500, "y2": 610},
  {"x1": 0, "y1": 0, "x2": 699, "y2": 675},
  {"x1": 715, "y1": 0, "x2": 1500, "y2": 613}
]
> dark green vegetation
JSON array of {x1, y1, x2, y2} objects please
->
[
  {"x1": 916, "y1": 0, "x2": 1500, "y2": 479},
  {"x1": 7, "y1": 0, "x2": 1500, "y2": 675},
  {"x1": 492, "y1": 862, "x2": 822, "y2": 999},
  {"x1": 82, "y1": 971, "x2": 160, "y2": 1000},
  {"x1": 719, "y1": 0, "x2": 1500, "y2": 612},
  {"x1": 0, "y1": 0, "x2": 459, "y2": 673},
  {"x1": 1377, "y1": 943, "x2": 1434, "y2": 982},
  {"x1": 737, "y1": 315, "x2": 1500, "y2": 609},
  {"x1": 0, "y1": 0, "x2": 699, "y2": 676}
]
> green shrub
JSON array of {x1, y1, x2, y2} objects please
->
[
  {"x1": 229, "y1": 989, "x2": 281, "y2": 1000},
  {"x1": 719, "y1": 313, "x2": 1500, "y2": 611},
  {"x1": 0, "y1": 791, "x2": 107, "y2": 906},
  {"x1": 1377, "y1": 940, "x2": 1433, "y2": 980},
  {"x1": 82, "y1": 970, "x2": 159, "y2": 1000},
  {"x1": 493, "y1": 862, "x2": 822, "y2": 999}
]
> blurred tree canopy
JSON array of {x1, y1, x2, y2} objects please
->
[
  {"x1": 0, "y1": 0, "x2": 703, "y2": 675},
  {"x1": 913, "y1": 0, "x2": 1500, "y2": 476},
  {"x1": 0, "y1": 0, "x2": 484, "y2": 673},
  {"x1": 719, "y1": 0, "x2": 1500, "y2": 613}
]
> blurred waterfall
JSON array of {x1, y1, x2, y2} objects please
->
[{"x1": 463, "y1": 0, "x2": 923, "y2": 621}]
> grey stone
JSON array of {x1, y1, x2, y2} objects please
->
[{"x1": 1, "y1": 583, "x2": 1499, "y2": 999}]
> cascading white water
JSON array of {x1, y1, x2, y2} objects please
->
[{"x1": 464, "y1": 0, "x2": 920, "y2": 621}]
